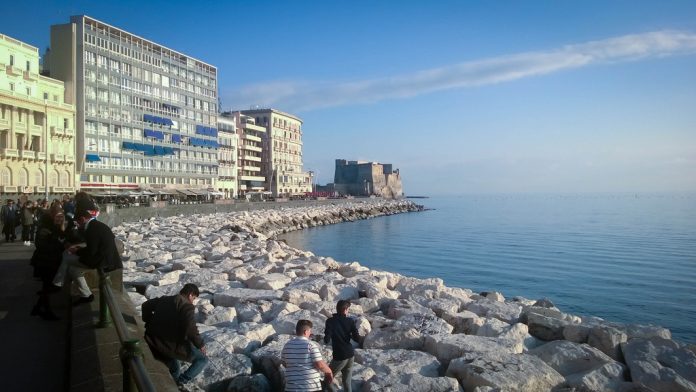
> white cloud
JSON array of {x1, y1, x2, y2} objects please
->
[{"x1": 224, "y1": 31, "x2": 696, "y2": 111}]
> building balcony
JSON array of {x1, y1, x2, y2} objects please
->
[
  {"x1": 240, "y1": 175, "x2": 266, "y2": 182},
  {"x1": 30, "y1": 124, "x2": 42, "y2": 134},
  {"x1": 243, "y1": 155, "x2": 262, "y2": 162},
  {"x1": 0, "y1": 186, "x2": 19, "y2": 193},
  {"x1": 0, "y1": 148, "x2": 19, "y2": 159},
  {"x1": 65, "y1": 155, "x2": 75, "y2": 162},
  {"x1": 20, "y1": 150, "x2": 36, "y2": 160},
  {"x1": 65, "y1": 128, "x2": 74, "y2": 137},
  {"x1": 37, "y1": 152, "x2": 46, "y2": 160},
  {"x1": 51, "y1": 186, "x2": 74, "y2": 194},
  {"x1": 243, "y1": 145, "x2": 262, "y2": 153},
  {"x1": 23, "y1": 70, "x2": 38, "y2": 81},
  {"x1": 50, "y1": 126, "x2": 64, "y2": 137},
  {"x1": 51, "y1": 153, "x2": 65, "y2": 162},
  {"x1": 242, "y1": 165, "x2": 261, "y2": 172},
  {"x1": 5, "y1": 65, "x2": 22, "y2": 76},
  {"x1": 0, "y1": 117, "x2": 9, "y2": 127},
  {"x1": 244, "y1": 134, "x2": 262, "y2": 142},
  {"x1": 35, "y1": 186, "x2": 46, "y2": 193}
]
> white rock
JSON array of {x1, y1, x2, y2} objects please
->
[
  {"x1": 213, "y1": 288, "x2": 283, "y2": 307},
  {"x1": 465, "y1": 298, "x2": 522, "y2": 324},
  {"x1": 354, "y1": 348, "x2": 441, "y2": 377},
  {"x1": 588, "y1": 325, "x2": 628, "y2": 361},
  {"x1": 424, "y1": 333, "x2": 521, "y2": 367},
  {"x1": 270, "y1": 309, "x2": 327, "y2": 336},
  {"x1": 622, "y1": 337, "x2": 696, "y2": 392},
  {"x1": 446, "y1": 351, "x2": 564, "y2": 392},
  {"x1": 529, "y1": 340, "x2": 621, "y2": 376}
]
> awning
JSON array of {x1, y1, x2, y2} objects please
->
[
  {"x1": 85, "y1": 154, "x2": 101, "y2": 162},
  {"x1": 155, "y1": 189, "x2": 177, "y2": 195},
  {"x1": 171, "y1": 134, "x2": 182, "y2": 143},
  {"x1": 144, "y1": 129, "x2": 164, "y2": 140},
  {"x1": 176, "y1": 189, "x2": 197, "y2": 196}
]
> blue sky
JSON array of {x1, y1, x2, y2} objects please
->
[{"x1": 3, "y1": 1, "x2": 695, "y2": 194}]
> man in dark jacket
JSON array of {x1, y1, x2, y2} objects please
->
[
  {"x1": 54, "y1": 205, "x2": 123, "y2": 304},
  {"x1": 324, "y1": 300, "x2": 361, "y2": 392},
  {"x1": 142, "y1": 284, "x2": 208, "y2": 386}
]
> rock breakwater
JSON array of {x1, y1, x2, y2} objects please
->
[{"x1": 116, "y1": 199, "x2": 696, "y2": 392}]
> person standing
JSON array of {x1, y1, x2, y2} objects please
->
[
  {"x1": 1, "y1": 199, "x2": 19, "y2": 242},
  {"x1": 29, "y1": 206, "x2": 67, "y2": 320},
  {"x1": 281, "y1": 319, "x2": 333, "y2": 392},
  {"x1": 141, "y1": 284, "x2": 208, "y2": 387},
  {"x1": 324, "y1": 300, "x2": 361, "y2": 392},
  {"x1": 21, "y1": 201, "x2": 35, "y2": 245}
]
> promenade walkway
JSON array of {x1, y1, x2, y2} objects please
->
[{"x1": 0, "y1": 241, "x2": 69, "y2": 391}]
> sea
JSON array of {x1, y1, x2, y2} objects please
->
[{"x1": 280, "y1": 194, "x2": 696, "y2": 344}]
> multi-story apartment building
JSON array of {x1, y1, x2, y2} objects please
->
[
  {"x1": 216, "y1": 116, "x2": 238, "y2": 199},
  {"x1": 222, "y1": 111, "x2": 267, "y2": 197},
  {"x1": 45, "y1": 15, "x2": 219, "y2": 193},
  {"x1": 1, "y1": 33, "x2": 76, "y2": 197},
  {"x1": 240, "y1": 109, "x2": 311, "y2": 197}
]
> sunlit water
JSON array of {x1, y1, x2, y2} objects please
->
[{"x1": 280, "y1": 194, "x2": 696, "y2": 343}]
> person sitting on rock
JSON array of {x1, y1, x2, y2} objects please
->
[
  {"x1": 324, "y1": 300, "x2": 361, "y2": 392},
  {"x1": 142, "y1": 283, "x2": 208, "y2": 388},
  {"x1": 281, "y1": 319, "x2": 333, "y2": 392}
]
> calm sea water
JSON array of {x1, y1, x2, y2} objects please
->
[{"x1": 280, "y1": 194, "x2": 696, "y2": 343}]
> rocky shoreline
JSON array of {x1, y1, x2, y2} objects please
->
[{"x1": 116, "y1": 199, "x2": 696, "y2": 392}]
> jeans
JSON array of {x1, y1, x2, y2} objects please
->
[
  {"x1": 53, "y1": 253, "x2": 92, "y2": 297},
  {"x1": 166, "y1": 343, "x2": 208, "y2": 383},
  {"x1": 329, "y1": 357, "x2": 354, "y2": 392}
]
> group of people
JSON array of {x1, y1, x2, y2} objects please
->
[
  {"x1": 143, "y1": 284, "x2": 361, "y2": 392},
  {"x1": 27, "y1": 192, "x2": 122, "y2": 320},
  {"x1": 0, "y1": 196, "x2": 76, "y2": 246}
]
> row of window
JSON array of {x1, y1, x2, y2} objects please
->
[
  {"x1": 83, "y1": 50, "x2": 216, "y2": 99},
  {"x1": 85, "y1": 158, "x2": 217, "y2": 175},
  {"x1": 82, "y1": 174, "x2": 212, "y2": 186},
  {"x1": 7, "y1": 54, "x2": 32, "y2": 72},
  {"x1": 0, "y1": 167, "x2": 71, "y2": 187}
]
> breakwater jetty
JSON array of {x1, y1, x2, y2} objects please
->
[{"x1": 117, "y1": 199, "x2": 696, "y2": 392}]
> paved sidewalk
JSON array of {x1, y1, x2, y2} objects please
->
[{"x1": 0, "y1": 241, "x2": 69, "y2": 391}]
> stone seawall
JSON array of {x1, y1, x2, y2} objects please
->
[{"x1": 116, "y1": 200, "x2": 696, "y2": 392}]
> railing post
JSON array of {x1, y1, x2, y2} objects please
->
[
  {"x1": 120, "y1": 339, "x2": 143, "y2": 392},
  {"x1": 96, "y1": 271, "x2": 112, "y2": 328}
]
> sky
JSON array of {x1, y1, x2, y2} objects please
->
[{"x1": 2, "y1": 1, "x2": 695, "y2": 195}]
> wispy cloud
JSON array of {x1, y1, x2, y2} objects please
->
[{"x1": 225, "y1": 31, "x2": 696, "y2": 112}]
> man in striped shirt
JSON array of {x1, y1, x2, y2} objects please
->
[{"x1": 281, "y1": 319, "x2": 333, "y2": 392}]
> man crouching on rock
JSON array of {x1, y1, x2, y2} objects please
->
[
  {"x1": 142, "y1": 283, "x2": 208, "y2": 388},
  {"x1": 324, "y1": 300, "x2": 361, "y2": 392},
  {"x1": 281, "y1": 319, "x2": 333, "y2": 392}
]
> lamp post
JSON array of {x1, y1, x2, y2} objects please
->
[{"x1": 44, "y1": 101, "x2": 49, "y2": 200}]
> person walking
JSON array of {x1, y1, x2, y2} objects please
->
[
  {"x1": 324, "y1": 300, "x2": 361, "y2": 392},
  {"x1": 281, "y1": 319, "x2": 333, "y2": 392},
  {"x1": 1, "y1": 199, "x2": 19, "y2": 242},
  {"x1": 141, "y1": 284, "x2": 208, "y2": 388}
]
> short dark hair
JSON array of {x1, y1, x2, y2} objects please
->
[
  {"x1": 180, "y1": 283, "x2": 200, "y2": 297},
  {"x1": 337, "y1": 299, "x2": 351, "y2": 314},
  {"x1": 295, "y1": 319, "x2": 313, "y2": 335}
]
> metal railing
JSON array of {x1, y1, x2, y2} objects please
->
[{"x1": 98, "y1": 271, "x2": 156, "y2": 392}]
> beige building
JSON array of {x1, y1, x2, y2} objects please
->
[
  {"x1": 241, "y1": 109, "x2": 311, "y2": 197},
  {"x1": 223, "y1": 112, "x2": 267, "y2": 196},
  {"x1": 0, "y1": 33, "x2": 76, "y2": 197},
  {"x1": 216, "y1": 116, "x2": 238, "y2": 199}
]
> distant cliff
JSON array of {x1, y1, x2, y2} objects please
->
[{"x1": 333, "y1": 159, "x2": 404, "y2": 199}]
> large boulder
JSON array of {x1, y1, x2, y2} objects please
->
[
  {"x1": 424, "y1": 333, "x2": 520, "y2": 367},
  {"x1": 440, "y1": 310, "x2": 482, "y2": 334},
  {"x1": 354, "y1": 349, "x2": 441, "y2": 377},
  {"x1": 363, "y1": 373, "x2": 462, "y2": 392},
  {"x1": 395, "y1": 313, "x2": 454, "y2": 336},
  {"x1": 446, "y1": 351, "x2": 564, "y2": 392},
  {"x1": 226, "y1": 373, "x2": 271, "y2": 392},
  {"x1": 564, "y1": 362, "x2": 628, "y2": 392},
  {"x1": 526, "y1": 312, "x2": 570, "y2": 341},
  {"x1": 587, "y1": 325, "x2": 628, "y2": 361},
  {"x1": 622, "y1": 337, "x2": 696, "y2": 392},
  {"x1": 465, "y1": 299, "x2": 522, "y2": 324},
  {"x1": 363, "y1": 324, "x2": 424, "y2": 350},
  {"x1": 529, "y1": 340, "x2": 620, "y2": 376},
  {"x1": 214, "y1": 288, "x2": 283, "y2": 307}
]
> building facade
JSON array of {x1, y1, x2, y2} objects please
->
[
  {"x1": 1, "y1": 33, "x2": 76, "y2": 197},
  {"x1": 241, "y1": 109, "x2": 311, "y2": 197},
  {"x1": 222, "y1": 111, "x2": 267, "y2": 197},
  {"x1": 216, "y1": 116, "x2": 238, "y2": 199},
  {"x1": 45, "y1": 15, "x2": 219, "y2": 193}
]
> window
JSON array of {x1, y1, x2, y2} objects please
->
[
  {"x1": 43, "y1": 92, "x2": 49, "y2": 100},
  {"x1": 49, "y1": 170, "x2": 59, "y2": 187},
  {"x1": 26, "y1": 61, "x2": 30, "y2": 72},
  {"x1": 0, "y1": 167, "x2": 11, "y2": 185},
  {"x1": 60, "y1": 171, "x2": 70, "y2": 187},
  {"x1": 9, "y1": 83, "x2": 14, "y2": 91},
  {"x1": 26, "y1": 87, "x2": 31, "y2": 96},
  {"x1": 34, "y1": 169, "x2": 43, "y2": 186}
]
